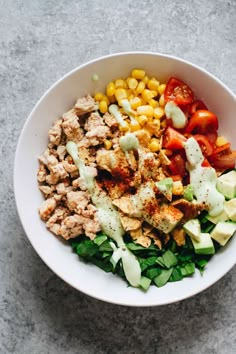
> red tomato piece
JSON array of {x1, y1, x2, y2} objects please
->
[
  {"x1": 193, "y1": 134, "x2": 214, "y2": 156},
  {"x1": 202, "y1": 158, "x2": 212, "y2": 167},
  {"x1": 185, "y1": 110, "x2": 219, "y2": 134},
  {"x1": 209, "y1": 153, "x2": 236, "y2": 170},
  {"x1": 168, "y1": 154, "x2": 187, "y2": 177},
  {"x1": 164, "y1": 77, "x2": 194, "y2": 106},
  {"x1": 210, "y1": 143, "x2": 231, "y2": 157},
  {"x1": 205, "y1": 132, "x2": 218, "y2": 145},
  {"x1": 189, "y1": 100, "x2": 208, "y2": 114},
  {"x1": 163, "y1": 127, "x2": 187, "y2": 150}
]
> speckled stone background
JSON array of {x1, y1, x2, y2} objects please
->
[{"x1": 1, "y1": 0, "x2": 236, "y2": 353}]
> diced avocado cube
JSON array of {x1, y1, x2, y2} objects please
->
[
  {"x1": 210, "y1": 221, "x2": 236, "y2": 246},
  {"x1": 183, "y1": 184, "x2": 194, "y2": 201},
  {"x1": 183, "y1": 219, "x2": 201, "y2": 242},
  {"x1": 156, "y1": 178, "x2": 173, "y2": 201},
  {"x1": 224, "y1": 198, "x2": 236, "y2": 222},
  {"x1": 191, "y1": 233, "x2": 215, "y2": 255},
  {"x1": 217, "y1": 170, "x2": 236, "y2": 199},
  {"x1": 207, "y1": 209, "x2": 229, "y2": 224}
]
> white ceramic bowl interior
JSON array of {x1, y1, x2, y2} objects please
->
[{"x1": 14, "y1": 52, "x2": 236, "y2": 306}]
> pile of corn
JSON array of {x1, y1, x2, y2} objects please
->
[{"x1": 94, "y1": 69, "x2": 167, "y2": 152}]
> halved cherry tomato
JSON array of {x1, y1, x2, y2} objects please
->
[
  {"x1": 193, "y1": 134, "x2": 214, "y2": 156},
  {"x1": 209, "y1": 153, "x2": 236, "y2": 170},
  {"x1": 210, "y1": 143, "x2": 231, "y2": 157},
  {"x1": 162, "y1": 127, "x2": 187, "y2": 150},
  {"x1": 168, "y1": 154, "x2": 187, "y2": 176},
  {"x1": 164, "y1": 77, "x2": 194, "y2": 106},
  {"x1": 185, "y1": 110, "x2": 219, "y2": 134},
  {"x1": 205, "y1": 131, "x2": 218, "y2": 145},
  {"x1": 189, "y1": 100, "x2": 208, "y2": 114},
  {"x1": 202, "y1": 158, "x2": 212, "y2": 167}
]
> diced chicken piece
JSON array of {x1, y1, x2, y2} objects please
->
[
  {"x1": 85, "y1": 126, "x2": 110, "y2": 146},
  {"x1": 37, "y1": 164, "x2": 47, "y2": 182},
  {"x1": 57, "y1": 145, "x2": 67, "y2": 161},
  {"x1": 59, "y1": 215, "x2": 84, "y2": 239},
  {"x1": 72, "y1": 177, "x2": 87, "y2": 191},
  {"x1": 46, "y1": 207, "x2": 70, "y2": 231},
  {"x1": 66, "y1": 191, "x2": 90, "y2": 214},
  {"x1": 172, "y1": 199, "x2": 207, "y2": 222},
  {"x1": 84, "y1": 112, "x2": 105, "y2": 131},
  {"x1": 48, "y1": 119, "x2": 63, "y2": 146},
  {"x1": 38, "y1": 197, "x2": 57, "y2": 221},
  {"x1": 171, "y1": 228, "x2": 186, "y2": 246},
  {"x1": 119, "y1": 213, "x2": 142, "y2": 231},
  {"x1": 59, "y1": 212, "x2": 101, "y2": 240},
  {"x1": 113, "y1": 194, "x2": 142, "y2": 218},
  {"x1": 62, "y1": 109, "x2": 84, "y2": 142},
  {"x1": 39, "y1": 185, "x2": 55, "y2": 196},
  {"x1": 74, "y1": 95, "x2": 98, "y2": 115},
  {"x1": 56, "y1": 182, "x2": 69, "y2": 195},
  {"x1": 103, "y1": 112, "x2": 118, "y2": 128},
  {"x1": 45, "y1": 161, "x2": 68, "y2": 185},
  {"x1": 62, "y1": 160, "x2": 78, "y2": 173}
]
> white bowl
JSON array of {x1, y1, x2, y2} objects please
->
[{"x1": 14, "y1": 52, "x2": 236, "y2": 306}]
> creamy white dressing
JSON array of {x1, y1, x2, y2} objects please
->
[
  {"x1": 66, "y1": 141, "x2": 141, "y2": 286},
  {"x1": 184, "y1": 138, "x2": 225, "y2": 216},
  {"x1": 119, "y1": 133, "x2": 139, "y2": 152},
  {"x1": 108, "y1": 104, "x2": 126, "y2": 128},
  {"x1": 164, "y1": 101, "x2": 187, "y2": 129},
  {"x1": 120, "y1": 99, "x2": 139, "y2": 125}
]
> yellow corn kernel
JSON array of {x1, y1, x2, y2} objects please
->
[
  {"x1": 137, "y1": 105, "x2": 154, "y2": 117},
  {"x1": 136, "y1": 81, "x2": 146, "y2": 94},
  {"x1": 148, "y1": 138, "x2": 160, "y2": 152},
  {"x1": 102, "y1": 95, "x2": 110, "y2": 105},
  {"x1": 94, "y1": 92, "x2": 104, "y2": 101},
  {"x1": 115, "y1": 88, "x2": 128, "y2": 102},
  {"x1": 159, "y1": 94, "x2": 165, "y2": 107},
  {"x1": 158, "y1": 84, "x2": 166, "y2": 96},
  {"x1": 142, "y1": 89, "x2": 155, "y2": 103},
  {"x1": 142, "y1": 75, "x2": 149, "y2": 84},
  {"x1": 172, "y1": 181, "x2": 184, "y2": 195},
  {"x1": 131, "y1": 69, "x2": 146, "y2": 80},
  {"x1": 137, "y1": 115, "x2": 148, "y2": 126},
  {"x1": 99, "y1": 100, "x2": 108, "y2": 113},
  {"x1": 130, "y1": 96, "x2": 142, "y2": 109},
  {"x1": 119, "y1": 120, "x2": 130, "y2": 132},
  {"x1": 216, "y1": 136, "x2": 228, "y2": 147},
  {"x1": 161, "y1": 119, "x2": 167, "y2": 128},
  {"x1": 148, "y1": 98, "x2": 159, "y2": 108},
  {"x1": 106, "y1": 82, "x2": 115, "y2": 97},
  {"x1": 115, "y1": 79, "x2": 126, "y2": 89},
  {"x1": 104, "y1": 139, "x2": 112, "y2": 150},
  {"x1": 127, "y1": 77, "x2": 138, "y2": 90},
  {"x1": 147, "y1": 78, "x2": 160, "y2": 91},
  {"x1": 153, "y1": 107, "x2": 165, "y2": 119},
  {"x1": 130, "y1": 120, "x2": 141, "y2": 132}
]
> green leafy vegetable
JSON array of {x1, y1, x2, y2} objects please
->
[
  {"x1": 139, "y1": 276, "x2": 152, "y2": 291},
  {"x1": 154, "y1": 268, "x2": 173, "y2": 287}
]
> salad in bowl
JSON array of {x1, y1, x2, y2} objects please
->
[{"x1": 37, "y1": 67, "x2": 236, "y2": 291}]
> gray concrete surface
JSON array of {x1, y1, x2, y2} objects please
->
[{"x1": 1, "y1": 0, "x2": 236, "y2": 353}]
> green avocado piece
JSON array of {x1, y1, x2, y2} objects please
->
[{"x1": 191, "y1": 233, "x2": 215, "y2": 255}]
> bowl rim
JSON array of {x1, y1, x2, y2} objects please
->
[{"x1": 14, "y1": 51, "x2": 236, "y2": 307}]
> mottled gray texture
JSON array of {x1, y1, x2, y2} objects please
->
[{"x1": 0, "y1": 0, "x2": 236, "y2": 353}]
